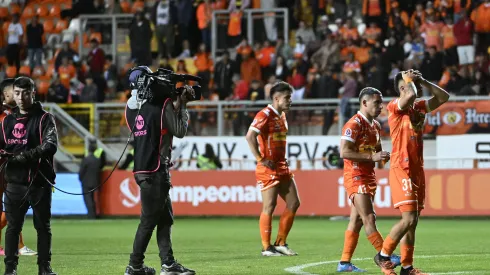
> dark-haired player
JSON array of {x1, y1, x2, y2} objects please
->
[
  {"x1": 337, "y1": 87, "x2": 401, "y2": 272},
  {"x1": 245, "y1": 81, "x2": 300, "y2": 257},
  {"x1": 374, "y1": 70, "x2": 449, "y2": 275},
  {"x1": 1, "y1": 77, "x2": 58, "y2": 275}
]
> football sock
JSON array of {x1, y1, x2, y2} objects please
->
[
  {"x1": 275, "y1": 208, "x2": 295, "y2": 246},
  {"x1": 259, "y1": 213, "x2": 272, "y2": 250},
  {"x1": 381, "y1": 235, "x2": 398, "y2": 257},
  {"x1": 367, "y1": 231, "x2": 384, "y2": 252},
  {"x1": 19, "y1": 232, "x2": 25, "y2": 249},
  {"x1": 401, "y1": 244, "x2": 415, "y2": 267},
  {"x1": 340, "y1": 230, "x2": 360, "y2": 262}
]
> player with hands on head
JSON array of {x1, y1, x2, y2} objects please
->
[
  {"x1": 373, "y1": 69, "x2": 449, "y2": 275},
  {"x1": 245, "y1": 81, "x2": 300, "y2": 257},
  {"x1": 336, "y1": 87, "x2": 401, "y2": 272}
]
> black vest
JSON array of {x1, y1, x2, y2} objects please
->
[
  {"x1": 2, "y1": 109, "x2": 49, "y2": 183},
  {"x1": 125, "y1": 99, "x2": 172, "y2": 173}
]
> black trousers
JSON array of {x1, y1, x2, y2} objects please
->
[
  {"x1": 4, "y1": 183, "x2": 52, "y2": 266},
  {"x1": 82, "y1": 185, "x2": 97, "y2": 219},
  {"x1": 6, "y1": 43, "x2": 20, "y2": 70},
  {"x1": 129, "y1": 167, "x2": 174, "y2": 267}
]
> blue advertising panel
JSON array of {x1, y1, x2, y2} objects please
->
[{"x1": 23, "y1": 173, "x2": 88, "y2": 216}]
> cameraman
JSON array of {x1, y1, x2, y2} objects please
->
[
  {"x1": 0, "y1": 77, "x2": 58, "y2": 275},
  {"x1": 124, "y1": 67, "x2": 195, "y2": 275}
]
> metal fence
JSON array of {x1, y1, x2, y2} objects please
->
[
  {"x1": 211, "y1": 8, "x2": 289, "y2": 61},
  {"x1": 49, "y1": 96, "x2": 490, "y2": 143},
  {"x1": 77, "y1": 14, "x2": 134, "y2": 67}
]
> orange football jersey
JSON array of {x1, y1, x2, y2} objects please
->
[
  {"x1": 387, "y1": 98, "x2": 429, "y2": 170},
  {"x1": 341, "y1": 111, "x2": 381, "y2": 186},
  {"x1": 249, "y1": 104, "x2": 289, "y2": 176}
]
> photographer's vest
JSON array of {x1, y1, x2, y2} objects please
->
[
  {"x1": 197, "y1": 155, "x2": 217, "y2": 171},
  {"x1": 124, "y1": 99, "x2": 172, "y2": 173}
]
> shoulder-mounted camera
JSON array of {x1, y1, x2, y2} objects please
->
[{"x1": 128, "y1": 66, "x2": 202, "y2": 104}]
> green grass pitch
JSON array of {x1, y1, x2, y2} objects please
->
[{"x1": 4, "y1": 218, "x2": 490, "y2": 274}]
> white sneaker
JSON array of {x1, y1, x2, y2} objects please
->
[
  {"x1": 274, "y1": 244, "x2": 298, "y2": 256},
  {"x1": 18, "y1": 246, "x2": 37, "y2": 256},
  {"x1": 261, "y1": 245, "x2": 284, "y2": 257}
]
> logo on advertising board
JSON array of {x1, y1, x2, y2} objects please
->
[{"x1": 120, "y1": 178, "x2": 140, "y2": 208}]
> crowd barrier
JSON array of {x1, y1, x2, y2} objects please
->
[{"x1": 99, "y1": 170, "x2": 490, "y2": 217}]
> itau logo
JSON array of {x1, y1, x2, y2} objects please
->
[
  {"x1": 136, "y1": 115, "x2": 145, "y2": 130},
  {"x1": 12, "y1": 123, "x2": 26, "y2": 139}
]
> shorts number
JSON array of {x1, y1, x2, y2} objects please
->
[{"x1": 402, "y1": 178, "x2": 413, "y2": 191}]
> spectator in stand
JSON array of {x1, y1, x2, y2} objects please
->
[
  {"x1": 264, "y1": 75, "x2": 276, "y2": 99},
  {"x1": 410, "y1": 3, "x2": 426, "y2": 30},
  {"x1": 26, "y1": 15, "x2": 44, "y2": 70},
  {"x1": 420, "y1": 8, "x2": 444, "y2": 50},
  {"x1": 240, "y1": 48, "x2": 261, "y2": 84},
  {"x1": 272, "y1": 55, "x2": 290, "y2": 81},
  {"x1": 87, "y1": 38, "x2": 106, "y2": 102},
  {"x1": 176, "y1": 0, "x2": 193, "y2": 43},
  {"x1": 362, "y1": 0, "x2": 387, "y2": 28},
  {"x1": 441, "y1": 17, "x2": 458, "y2": 66},
  {"x1": 454, "y1": 10, "x2": 475, "y2": 68},
  {"x1": 248, "y1": 79, "x2": 265, "y2": 101},
  {"x1": 80, "y1": 74, "x2": 98, "y2": 103},
  {"x1": 194, "y1": 43, "x2": 213, "y2": 98},
  {"x1": 104, "y1": 55, "x2": 118, "y2": 98},
  {"x1": 129, "y1": 12, "x2": 152, "y2": 66},
  {"x1": 274, "y1": 36, "x2": 293, "y2": 66},
  {"x1": 339, "y1": 71, "x2": 358, "y2": 124},
  {"x1": 340, "y1": 18, "x2": 360, "y2": 42},
  {"x1": 293, "y1": 36, "x2": 306, "y2": 57},
  {"x1": 257, "y1": 40, "x2": 275, "y2": 81},
  {"x1": 363, "y1": 22, "x2": 382, "y2": 45},
  {"x1": 47, "y1": 77, "x2": 69, "y2": 103},
  {"x1": 58, "y1": 56, "x2": 77, "y2": 91},
  {"x1": 214, "y1": 51, "x2": 234, "y2": 100},
  {"x1": 152, "y1": 0, "x2": 176, "y2": 58},
  {"x1": 197, "y1": 0, "x2": 212, "y2": 51},
  {"x1": 445, "y1": 67, "x2": 471, "y2": 95},
  {"x1": 420, "y1": 46, "x2": 444, "y2": 92},
  {"x1": 55, "y1": 41, "x2": 79, "y2": 70},
  {"x1": 311, "y1": 34, "x2": 341, "y2": 72},
  {"x1": 295, "y1": 21, "x2": 316, "y2": 46},
  {"x1": 471, "y1": 0, "x2": 490, "y2": 54},
  {"x1": 343, "y1": 52, "x2": 361, "y2": 73},
  {"x1": 6, "y1": 13, "x2": 23, "y2": 71}
]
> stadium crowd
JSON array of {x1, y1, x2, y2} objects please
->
[{"x1": 0, "y1": 1, "x2": 489, "y2": 124}]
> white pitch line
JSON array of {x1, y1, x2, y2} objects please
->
[
  {"x1": 284, "y1": 254, "x2": 490, "y2": 275},
  {"x1": 430, "y1": 272, "x2": 480, "y2": 275}
]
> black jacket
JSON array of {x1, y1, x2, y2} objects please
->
[
  {"x1": 79, "y1": 154, "x2": 101, "y2": 189},
  {"x1": 0, "y1": 102, "x2": 58, "y2": 185}
]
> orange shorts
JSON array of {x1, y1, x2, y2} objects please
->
[
  {"x1": 256, "y1": 172, "x2": 293, "y2": 191},
  {"x1": 344, "y1": 175, "x2": 377, "y2": 202},
  {"x1": 389, "y1": 167, "x2": 425, "y2": 212}
]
